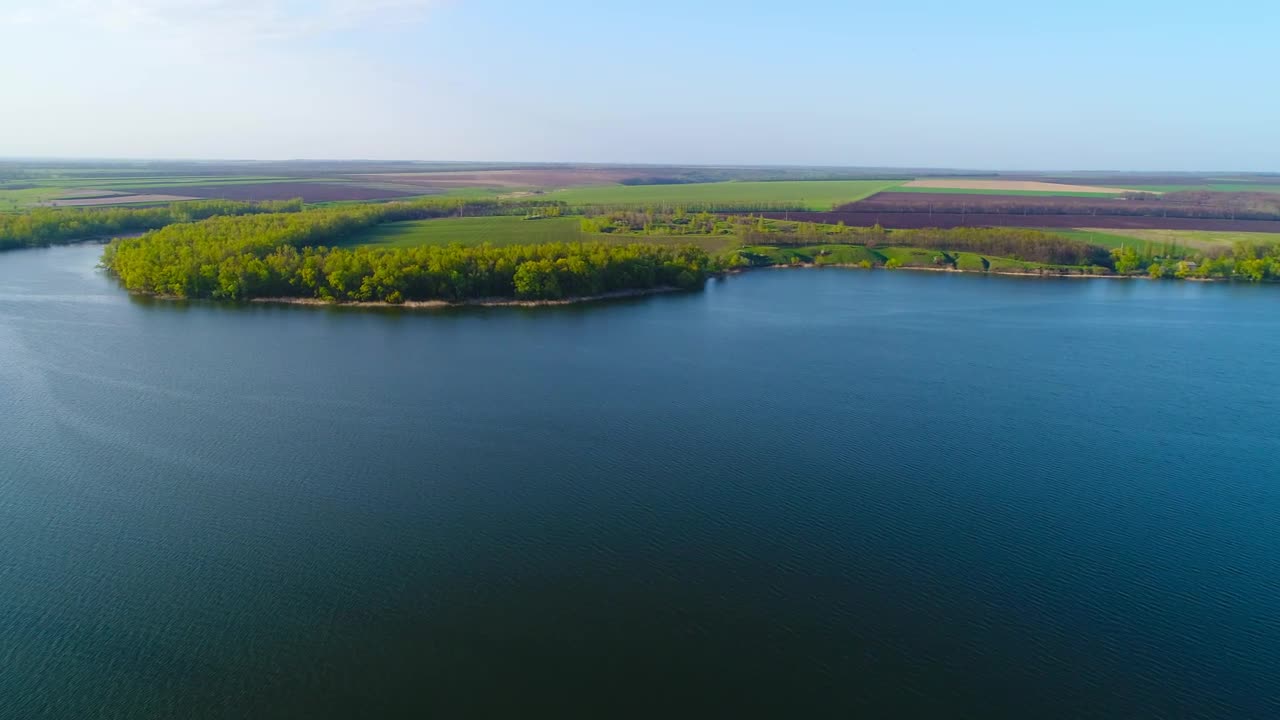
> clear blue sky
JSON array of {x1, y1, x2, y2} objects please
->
[{"x1": 2, "y1": 0, "x2": 1276, "y2": 170}]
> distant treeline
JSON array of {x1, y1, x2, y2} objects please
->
[
  {"x1": 103, "y1": 204, "x2": 714, "y2": 302},
  {"x1": 0, "y1": 199, "x2": 304, "y2": 250},
  {"x1": 580, "y1": 208, "x2": 1114, "y2": 268},
  {"x1": 743, "y1": 222, "x2": 1112, "y2": 267},
  {"x1": 580, "y1": 207, "x2": 731, "y2": 235},
  {"x1": 887, "y1": 227, "x2": 1114, "y2": 268}
]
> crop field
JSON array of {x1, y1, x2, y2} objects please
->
[
  {"x1": 349, "y1": 215, "x2": 741, "y2": 253},
  {"x1": 0, "y1": 176, "x2": 432, "y2": 209},
  {"x1": 350, "y1": 216, "x2": 585, "y2": 248},
  {"x1": 770, "y1": 210, "x2": 1280, "y2": 233},
  {"x1": 840, "y1": 192, "x2": 1280, "y2": 219},
  {"x1": 41, "y1": 194, "x2": 199, "y2": 207},
  {"x1": 120, "y1": 182, "x2": 426, "y2": 203},
  {"x1": 1077, "y1": 228, "x2": 1280, "y2": 250},
  {"x1": 1047, "y1": 229, "x2": 1149, "y2": 250},
  {"x1": 543, "y1": 180, "x2": 903, "y2": 210},
  {"x1": 1111, "y1": 184, "x2": 1280, "y2": 194},
  {"x1": 816, "y1": 189, "x2": 1280, "y2": 233},
  {"x1": 901, "y1": 179, "x2": 1134, "y2": 195},
  {"x1": 355, "y1": 168, "x2": 644, "y2": 189}
]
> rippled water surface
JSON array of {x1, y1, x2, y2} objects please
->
[{"x1": 3, "y1": 245, "x2": 1280, "y2": 718}]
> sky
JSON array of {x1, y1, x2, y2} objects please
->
[{"x1": 1, "y1": 0, "x2": 1277, "y2": 170}]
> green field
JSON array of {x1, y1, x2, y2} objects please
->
[
  {"x1": 351, "y1": 215, "x2": 741, "y2": 253},
  {"x1": 351, "y1": 216, "x2": 585, "y2": 247},
  {"x1": 544, "y1": 180, "x2": 903, "y2": 210},
  {"x1": 1047, "y1": 229, "x2": 1145, "y2": 250},
  {"x1": 1076, "y1": 227, "x2": 1280, "y2": 251}
]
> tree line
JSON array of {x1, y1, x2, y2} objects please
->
[
  {"x1": 2, "y1": 196, "x2": 566, "y2": 251},
  {"x1": 0, "y1": 199, "x2": 304, "y2": 250},
  {"x1": 103, "y1": 204, "x2": 715, "y2": 302},
  {"x1": 1115, "y1": 242, "x2": 1280, "y2": 281}
]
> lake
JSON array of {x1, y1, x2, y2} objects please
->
[{"x1": 3, "y1": 245, "x2": 1279, "y2": 718}]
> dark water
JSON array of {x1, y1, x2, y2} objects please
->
[{"x1": 3, "y1": 245, "x2": 1280, "y2": 719}]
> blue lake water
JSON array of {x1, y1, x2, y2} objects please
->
[{"x1": 2, "y1": 244, "x2": 1279, "y2": 718}]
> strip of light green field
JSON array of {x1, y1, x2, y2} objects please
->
[
  {"x1": 544, "y1": 180, "x2": 904, "y2": 210},
  {"x1": 349, "y1": 215, "x2": 740, "y2": 253},
  {"x1": 1069, "y1": 228, "x2": 1280, "y2": 251}
]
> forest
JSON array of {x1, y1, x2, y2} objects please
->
[
  {"x1": 579, "y1": 208, "x2": 1114, "y2": 268},
  {"x1": 103, "y1": 204, "x2": 714, "y2": 302},
  {"x1": 1114, "y1": 242, "x2": 1280, "y2": 281},
  {"x1": 0, "y1": 199, "x2": 304, "y2": 250},
  {"x1": 0, "y1": 197, "x2": 563, "y2": 251}
]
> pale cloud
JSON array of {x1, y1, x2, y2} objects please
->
[{"x1": 2, "y1": 0, "x2": 441, "y2": 41}]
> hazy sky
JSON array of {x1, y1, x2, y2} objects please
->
[{"x1": 2, "y1": 0, "x2": 1277, "y2": 170}]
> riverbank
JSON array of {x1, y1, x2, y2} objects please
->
[
  {"x1": 246, "y1": 286, "x2": 685, "y2": 309},
  {"x1": 742, "y1": 262, "x2": 1129, "y2": 280}
]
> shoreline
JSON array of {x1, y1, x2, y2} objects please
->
[
  {"x1": 121, "y1": 262, "x2": 1249, "y2": 311},
  {"x1": 245, "y1": 286, "x2": 685, "y2": 309},
  {"x1": 739, "y1": 262, "x2": 1229, "y2": 281}
]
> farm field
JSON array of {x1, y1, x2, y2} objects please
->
[
  {"x1": 1047, "y1": 229, "x2": 1151, "y2": 251},
  {"x1": 768, "y1": 211, "x2": 1280, "y2": 233},
  {"x1": 118, "y1": 182, "x2": 427, "y2": 203},
  {"x1": 1111, "y1": 184, "x2": 1280, "y2": 194},
  {"x1": 544, "y1": 180, "x2": 903, "y2": 210},
  {"x1": 355, "y1": 168, "x2": 644, "y2": 189},
  {"x1": 41, "y1": 193, "x2": 199, "y2": 207},
  {"x1": 350, "y1": 216, "x2": 585, "y2": 248},
  {"x1": 1079, "y1": 227, "x2": 1280, "y2": 250},
  {"x1": 2, "y1": 176, "x2": 432, "y2": 209},
  {"x1": 901, "y1": 179, "x2": 1135, "y2": 195}
]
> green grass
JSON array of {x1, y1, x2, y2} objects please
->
[
  {"x1": 0, "y1": 175, "x2": 324, "y2": 209},
  {"x1": 739, "y1": 244, "x2": 881, "y2": 265},
  {"x1": 1076, "y1": 227, "x2": 1280, "y2": 251},
  {"x1": 953, "y1": 252, "x2": 990, "y2": 271},
  {"x1": 350, "y1": 215, "x2": 743, "y2": 253},
  {"x1": 891, "y1": 186, "x2": 1125, "y2": 197},
  {"x1": 349, "y1": 216, "x2": 586, "y2": 248},
  {"x1": 0, "y1": 187, "x2": 65, "y2": 211},
  {"x1": 543, "y1": 180, "x2": 903, "y2": 210},
  {"x1": 875, "y1": 246, "x2": 947, "y2": 266},
  {"x1": 1047, "y1": 229, "x2": 1143, "y2": 250}
]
